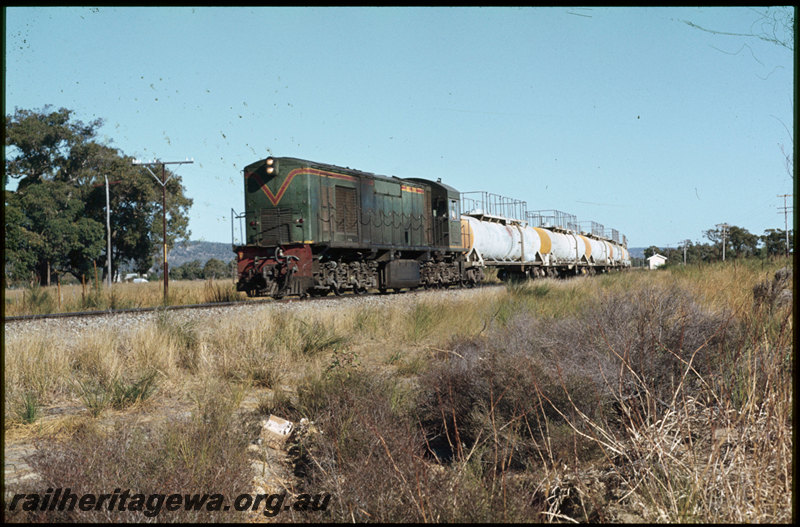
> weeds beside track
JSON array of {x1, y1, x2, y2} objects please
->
[{"x1": 4, "y1": 258, "x2": 792, "y2": 523}]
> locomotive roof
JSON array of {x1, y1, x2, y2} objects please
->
[
  {"x1": 245, "y1": 156, "x2": 413, "y2": 185},
  {"x1": 406, "y1": 177, "x2": 460, "y2": 196},
  {"x1": 245, "y1": 156, "x2": 455, "y2": 191}
]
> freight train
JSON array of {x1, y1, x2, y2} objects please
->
[{"x1": 233, "y1": 156, "x2": 630, "y2": 298}]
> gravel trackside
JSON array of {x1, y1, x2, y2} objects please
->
[{"x1": 4, "y1": 286, "x2": 503, "y2": 342}]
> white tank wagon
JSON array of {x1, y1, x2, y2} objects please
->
[
  {"x1": 460, "y1": 211, "x2": 630, "y2": 279},
  {"x1": 461, "y1": 214, "x2": 546, "y2": 264}
]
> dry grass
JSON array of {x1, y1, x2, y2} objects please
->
[
  {"x1": 3, "y1": 258, "x2": 792, "y2": 523},
  {"x1": 4, "y1": 278, "x2": 245, "y2": 317},
  {"x1": 5, "y1": 378, "x2": 253, "y2": 523}
]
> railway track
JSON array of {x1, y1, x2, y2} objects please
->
[
  {"x1": 4, "y1": 283, "x2": 504, "y2": 324},
  {"x1": 3, "y1": 298, "x2": 275, "y2": 323}
]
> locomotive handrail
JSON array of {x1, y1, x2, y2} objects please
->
[
  {"x1": 374, "y1": 210, "x2": 387, "y2": 228},
  {"x1": 358, "y1": 209, "x2": 372, "y2": 226}
]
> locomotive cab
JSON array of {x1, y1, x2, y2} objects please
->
[
  {"x1": 243, "y1": 157, "x2": 310, "y2": 247},
  {"x1": 405, "y1": 178, "x2": 464, "y2": 250}
]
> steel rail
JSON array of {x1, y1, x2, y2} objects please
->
[
  {"x1": 3, "y1": 298, "x2": 275, "y2": 323},
  {"x1": 4, "y1": 283, "x2": 504, "y2": 324}
]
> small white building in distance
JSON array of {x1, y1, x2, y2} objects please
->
[{"x1": 647, "y1": 254, "x2": 668, "y2": 270}]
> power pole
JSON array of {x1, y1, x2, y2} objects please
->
[
  {"x1": 93, "y1": 178, "x2": 122, "y2": 288},
  {"x1": 105, "y1": 176, "x2": 112, "y2": 288},
  {"x1": 715, "y1": 223, "x2": 729, "y2": 261},
  {"x1": 132, "y1": 158, "x2": 193, "y2": 302},
  {"x1": 777, "y1": 194, "x2": 793, "y2": 257}
]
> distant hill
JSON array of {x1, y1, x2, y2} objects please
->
[
  {"x1": 628, "y1": 247, "x2": 645, "y2": 259},
  {"x1": 168, "y1": 241, "x2": 235, "y2": 267}
]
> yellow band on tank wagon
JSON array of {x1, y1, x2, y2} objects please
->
[{"x1": 533, "y1": 228, "x2": 552, "y2": 254}]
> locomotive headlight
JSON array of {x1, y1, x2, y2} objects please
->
[
  {"x1": 266, "y1": 166, "x2": 275, "y2": 174},
  {"x1": 265, "y1": 157, "x2": 277, "y2": 175}
]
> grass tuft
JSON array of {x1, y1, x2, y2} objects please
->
[
  {"x1": 202, "y1": 278, "x2": 242, "y2": 303},
  {"x1": 12, "y1": 391, "x2": 41, "y2": 424}
]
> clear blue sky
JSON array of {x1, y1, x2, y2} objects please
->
[{"x1": 5, "y1": 6, "x2": 795, "y2": 248}]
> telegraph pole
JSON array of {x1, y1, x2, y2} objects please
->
[
  {"x1": 681, "y1": 239, "x2": 691, "y2": 265},
  {"x1": 715, "y1": 223, "x2": 729, "y2": 261},
  {"x1": 777, "y1": 194, "x2": 793, "y2": 257},
  {"x1": 105, "y1": 176, "x2": 112, "y2": 287},
  {"x1": 93, "y1": 178, "x2": 122, "y2": 288},
  {"x1": 132, "y1": 158, "x2": 193, "y2": 302}
]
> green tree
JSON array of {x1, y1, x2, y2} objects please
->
[
  {"x1": 175, "y1": 260, "x2": 204, "y2": 280},
  {"x1": 4, "y1": 191, "x2": 40, "y2": 284},
  {"x1": 5, "y1": 106, "x2": 193, "y2": 284},
  {"x1": 643, "y1": 245, "x2": 662, "y2": 259},
  {"x1": 703, "y1": 225, "x2": 758, "y2": 260},
  {"x1": 5, "y1": 174, "x2": 105, "y2": 284},
  {"x1": 760, "y1": 228, "x2": 794, "y2": 257},
  {"x1": 727, "y1": 225, "x2": 759, "y2": 258},
  {"x1": 203, "y1": 258, "x2": 231, "y2": 279},
  {"x1": 4, "y1": 107, "x2": 103, "y2": 190}
]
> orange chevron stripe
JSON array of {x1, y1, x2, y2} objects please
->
[{"x1": 246, "y1": 167, "x2": 358, "y2": 206}]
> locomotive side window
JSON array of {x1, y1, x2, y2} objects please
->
[
  {"x1": 449, "y1": 199, "x2": 460, "y2": 221},
  {"x1": 434, "y1": 198, "x2": 447, "y2": 217}
]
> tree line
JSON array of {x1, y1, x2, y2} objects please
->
[
  {"x1": 150, "y1": 258, "x2": 235, "y2": 281},
  {"x1": 643, "y1": 224, "x2": 793, "y2": 267},
  {"x1": 5, "y1": 107, "x2": 193, "y2": 286}
]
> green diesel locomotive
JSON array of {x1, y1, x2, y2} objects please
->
[{"x1": 234, "y1": 156, "x2": 482, "y2": 298}]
